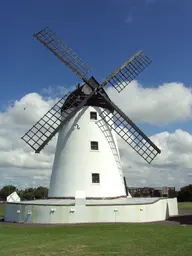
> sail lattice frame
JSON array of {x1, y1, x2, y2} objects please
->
[
  {"x1": 99, "y1": 109, "x2": 160, "y2": 163},
  {"x1": 21, "y1": 92, "x2": 85, "y2": 153},
  {"x1": 102, "y1": 50, "x2": 152, "y2": 93},
  {"x1": 34, "y1": 27, "x2": 92, "y2": 79}
]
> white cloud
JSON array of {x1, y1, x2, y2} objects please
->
[
  {"x1": 106, "y1": 80, "x2": 192, "y2": 125},
  {"x1": 41, "y1": 84, "x2": 75, "y2": 100},
  {"x1": 118, "y1": 129, "x2": 192, "y2": 189},
  {"x1": 0, "y1": 92, "x2": 58, "y2": 189},
  {"x1": 0, "y1": 81, "x2": 192, "y2": 190}
]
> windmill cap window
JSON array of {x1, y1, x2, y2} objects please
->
[
  {"x1": 90, "y1": 111, "x2": 97, "y2": 120},
  {"x1": 92, "y1": 173, "x2": 100, "y2": 183},
  {"x1": 90, "y1": 141, "x2": 99, "y2": 150}
]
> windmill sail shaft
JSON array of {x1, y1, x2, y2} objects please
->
[
  {"x1": 34, "y1": 27, "x2": 92, "y2": 79},
  {"x1": 100, "y1": 108, "x2": 160, "y2": 164},
  {"x1": 21, "y1": 93, "x2": 69, "y2": 152},
  {"x1": 100, "y1": 93, "x2": 160, "y2": 153},
  {"x1": 102, "y1": 50, "x2": 152, "y2": 93},
  {"x1": 97, "y1": 92, "x2": 160, "y2": 163},
  {"x1": 81, "y1": 78, "x2": 161, "y2": 163},
  {"x1": 22, "y1": 75, "x2": 160, "y2": 163},
  {"x1": 21, "y1": 82, "x2": 102, "y2": 153},
  {"x1": 22, "y1": 27, "x2": 160, "y2": 164},
  {"x1": 21, "y1": 91, "x2": 92, "y2": 153}
]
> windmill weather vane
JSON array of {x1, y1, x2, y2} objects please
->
[{"x1": 21, "y1": 26, "x2": 161, "y2": 164}]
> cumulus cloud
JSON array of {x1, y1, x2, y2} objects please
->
[
  {"x1": 0, "y1": 81, "x2": 192, "y2": 190},
  {"x1": 118, "y1": 129, "x2": 192, "y2": 189},
  {"x1": 106, "y1": 80, "x2": 192, "y2": 125},
  {"x1": 0, "y1": 93, "x2": 58, "y2": 189}
]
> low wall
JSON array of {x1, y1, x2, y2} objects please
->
[{"x1": 4, "y1": 197, "x2": 178, "y2": 224}]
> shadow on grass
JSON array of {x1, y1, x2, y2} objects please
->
[{"x1": 168, "y1": 214, "x2": 192, "y2": 225}]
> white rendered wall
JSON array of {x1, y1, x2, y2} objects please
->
[
  {"x1": 4, "y1": 198, "x2": 178, "y2": 224},
  {"x1": 48, "y1": 106, "x2": 126, "y2": 198},
  {"x1": 167, "y1": 198, "x2": 178, "y2": 216}
]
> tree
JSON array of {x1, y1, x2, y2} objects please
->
[
  {"x1": 22, "y1": 191, "x2": 34, "y2": 201},
  {"x1": 21, "y1": 187, "x2": 35, "y2": 201},
  {"x1": 0, "y1": 185, "x2": 16, "y2": 200},
  {"x1": 34, "y1": 186, "x2": 48, "y2": 199},
  {"x1": 177, "y1": 184, "x2": 192, "y2": 202},
  {"x1": 20, "y1": 186, "x2": 48, "y2": 200}
]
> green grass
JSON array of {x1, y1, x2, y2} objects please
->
[
  {"x1": 0, "y1": 224, "x2": 192, "y2": 256},
  {"x1": 178, "y1": 202, "x2": 192, "y2": 210},
  {"x1": 0, "y1": 203, "x2": 191, "y2": 255},
  {"x1": 0, "y1": 203, "x2": 5, "y2": 219}
]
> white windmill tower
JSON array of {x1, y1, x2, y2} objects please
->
[
  {"x1": 21, "y1": 27, "x2": 161, "y2": 200},
  {"x1": 48, "y1": 81, "x2": 127, "y2": 199}
]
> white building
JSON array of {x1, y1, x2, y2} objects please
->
[{"x1": 5, "y1": 82, "x2": 178, "y2": 224}]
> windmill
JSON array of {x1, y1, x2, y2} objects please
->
[{"x1": 21, "y1": 27, "x2": 161, "y2": 199}]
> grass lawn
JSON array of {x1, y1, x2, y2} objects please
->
[
  {"x1": 178, "y1": 202, "x2": 192, "y2": 210},
  {"x1": 0, "y1": 223, "x2": 192, "y2": 256},
  {"x1": 0, "y1": 203, "x2": 191, "y2": 256},
  {"x1": 0, "y1": 203, "x2": 5, "y2": 219}
]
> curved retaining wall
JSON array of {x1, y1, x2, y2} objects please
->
[{"x1": 4, "y1": 197, "x2": 178, "y2": 224}]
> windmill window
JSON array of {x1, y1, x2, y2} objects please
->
[
  {"x1": 90, "y1": 141, "x2": 99, "y2": 150},
  {"x1": 92, "y1": 173, "x2": 100, "y2": 183},
  {"x1": 90, "y1": 111, "x2": 97, "y2": 120}
]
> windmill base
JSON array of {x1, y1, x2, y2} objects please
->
[{"x1": 4, "y1": 197, "x2": 178, "y2": 224}]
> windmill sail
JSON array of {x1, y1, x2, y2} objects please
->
[
  {"x1": 85, "y1": 79, "x2": 160, "y2": 163},
  {"x1": 34, "y1": 27, "x2": 92, "y2": 79},
  {"x1": 21, "y1": 91, "x2": 90, "y2": 153},
  {"x1": 98, "y1": 96, "x2": 161, "y2": 164},
  {"x1": 21, "y1": 77, "x2": 110, "y2": 153},
  {"x1": 101, "y1": 50, "x2": 151, "y2": 93},
  {"x1": 22, "y1": 27, "x2": 160, "y2": 164}
]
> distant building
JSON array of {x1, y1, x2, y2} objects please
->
[{"x1": 128, "y1": 186, "x2": 176, "y2": 198}]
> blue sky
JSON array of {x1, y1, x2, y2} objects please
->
[
  {"x1": 1, "y1": 0, "x2": 192, "y2": 189},
  {"x1": 0, "y1": 0, "x2": 192, "y2": 132}
]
